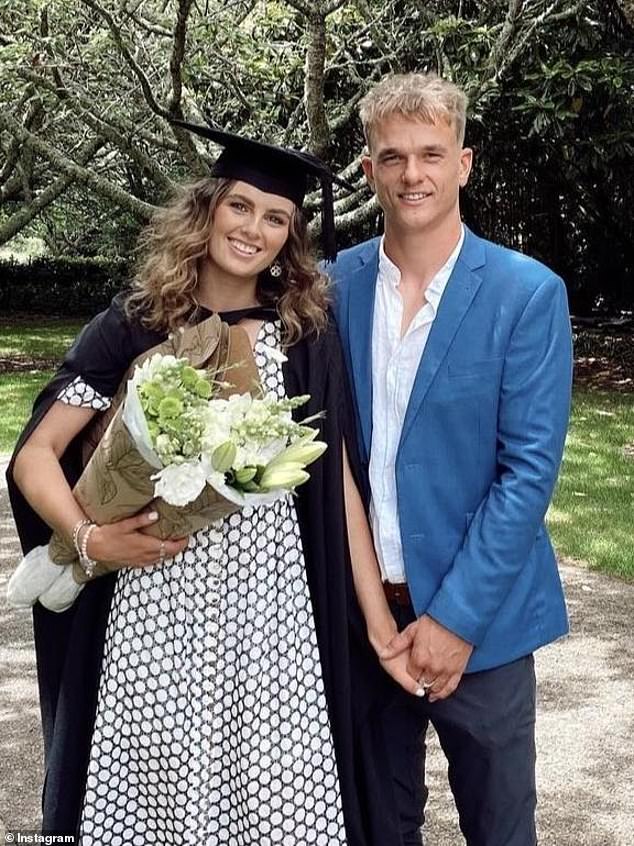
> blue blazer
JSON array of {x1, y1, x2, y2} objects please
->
[{"x1": 329, "y1": 227, "x2": 573, "y2": 672}]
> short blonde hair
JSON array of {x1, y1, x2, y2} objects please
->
[{"x1": 359, "y1": 73, "x2": 468, "y2": 148}]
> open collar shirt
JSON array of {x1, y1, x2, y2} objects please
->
[{"x1": 369, "y1": 227, "x2": 465, "y2": 583}]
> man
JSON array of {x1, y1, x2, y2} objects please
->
[{"x1": 328, "y1": 73, "x2": 573, "y2": 845}]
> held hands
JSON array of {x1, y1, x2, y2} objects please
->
[
  {"x1": 379, "y1": 615, "x2": 473, "y2": 702},
  {"x1": 371, "y1": 622, "x2": 428, "y2": 698},
  {"x1": 86, "y1": 511, "x2": 189, "y2": 569}
]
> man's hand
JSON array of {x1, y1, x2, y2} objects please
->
[{"x1": 380, "y1": 615, "x2": 473, "y2": 702}]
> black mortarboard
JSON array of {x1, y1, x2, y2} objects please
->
[{"x1": 170, "y1": 119, "x2": 350, "y2": 261}]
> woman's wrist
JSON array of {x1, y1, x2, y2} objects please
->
[
  {"x1": 84, "y1": 524, "x2": 106, "y2": 561},
  {"x1": 77, "y1": 521, "x2": 99, "y2": 579},
  {"x1": 367, "y1": 617, "x2": 398, "y2": 655},
  {"x1": 70, "y1": 518, "x2": 92, "y2": 556}
]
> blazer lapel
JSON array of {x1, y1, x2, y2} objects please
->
[
  {"x1": 347, "y1": 243, "x2": 379, "y2": 457},
  {"x1": 400, "y1": 230, "x2": 485, "y2": 446}
]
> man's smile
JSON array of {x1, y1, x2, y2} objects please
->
[{"x1": 398, "y1": 191, "x2": 432, "y2": 202}]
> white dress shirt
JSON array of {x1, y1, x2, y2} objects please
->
[{"x1": 369, "y1": 228, "x2": 465, "y2": 583}]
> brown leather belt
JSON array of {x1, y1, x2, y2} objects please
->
[{"x1": 383, "y1": 581, "x2": 412, "y2": 607}]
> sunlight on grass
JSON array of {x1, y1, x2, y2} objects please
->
[
  {"x1": 549, "y1": 390, "x2": 634, "y2": 581},
  {"x1": 0, "y1": 372, "x2": 53, "y2": 453},
  {"x1": 546, "y1": 507, "x2": 572, "y2": 525},
  {"x1": 0, "y1": 320, "x2": 83, "y2": 360}
]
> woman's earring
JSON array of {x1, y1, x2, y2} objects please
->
[{"x1": 269, "y1": 260, "x2": 283, "y2": 278}]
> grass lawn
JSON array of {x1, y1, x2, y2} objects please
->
[
  {"x1": 548, "y1": 389, "x2": 634, "y2": 581},
  {"x1": 0, "y1": 371, "x2": 53, "y2": 453},
  {"x1": 0, "y1": 319, "x2": 84, "y2": 361}
]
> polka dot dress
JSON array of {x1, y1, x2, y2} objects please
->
[{"x1": 60, "y1": 322, "x2": 347, "y2": 845}]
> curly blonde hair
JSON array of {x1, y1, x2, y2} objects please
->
[{"x1": 125, "y1": 177, "x2": 330, "y2": 346}]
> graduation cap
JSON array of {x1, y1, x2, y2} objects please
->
[{"x1": 170, "y1": 119, "x2": 351, "y2": 262}]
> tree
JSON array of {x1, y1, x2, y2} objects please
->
[{"x1": 1, "y1": 1, "x2": 632, "y2": 310}]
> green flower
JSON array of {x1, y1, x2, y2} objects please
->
[
  {"x1": 158, "y1": 395, "x2": 184, "y2": 420},
  {"x1": 181, "y1": 365, "x2": 199, "y2": 388},
  {"x1": 195, "y1": 379, "x2": 212, "y2": 399}
]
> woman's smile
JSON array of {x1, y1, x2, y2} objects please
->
[{"x1": 226, "y1": 236, "x2": 262, "y2": 257}]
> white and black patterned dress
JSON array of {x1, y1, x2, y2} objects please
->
[{"x1": 58, "y1": 321, "x2": 347, "y2": 846}]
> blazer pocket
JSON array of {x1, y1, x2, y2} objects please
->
[{"x1": 448, "y1": 357, "x2": 503, "y2": 379}]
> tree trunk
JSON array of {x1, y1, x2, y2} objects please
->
[{"x1": 304, "y1": 12, "x2": 330, "y2": 158}]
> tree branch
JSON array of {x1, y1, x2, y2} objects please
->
[
  {"x1": 129, "y1": 11, "x2": 173, "y2": 38},
  {"x1": 486, "y1": 0, "x2": 524, "y2": 80},
  {"x1": 308, "y1": 193, "x2": 379, "y2": 238},
  {"x1": 334, "y1": 194, "x2": 379, "y2": 233},
  {"x1": 0, "y1": 88, "x2": 39, "y2": 187},
  {"x1": 0, "y1": 112, "x2": 156, "y2": 220},
  {"x1": 16, "y1": 69, "x2": 175, "y2": 194},
  {"x1": 40, "y1": 5, "x2": 66, "y2": 93},
  {"x1": 495, "y1": 0, "x2": 568, "y2": 82},
  {"x1": 79, "y1": 0, "x2": 170, "y2": 118},
  {"x1": 0, "y1": 137, "x2": 104, "y2": 246},
  {"x1": 16, "y1": 68, "x2": 178, "y2": 153},
  {"x1": 167, "y1": 0, "x2": 195, "y2": 113}
]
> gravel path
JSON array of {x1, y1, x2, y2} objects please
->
[{"x1": 1, "y1": 456, "x2": 633, "y2": 844}]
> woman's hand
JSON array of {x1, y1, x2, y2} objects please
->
[
  {"x1": 379, "y1": 649, "x2": 426, "y2": 698},
  {"x1": 369, "y1": 624, "x2": 425, "y2": 698},
  {"x1": 86, "y1": 511, "x2": 189, "y2": 569}
]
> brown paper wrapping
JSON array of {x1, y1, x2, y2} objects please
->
[{"x1": 49, "y1": 314, "x2": 261, "y2": 583}]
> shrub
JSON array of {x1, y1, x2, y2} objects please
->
[{"x1": 0, "y1": 257, "x2": 130, "y2": 317}]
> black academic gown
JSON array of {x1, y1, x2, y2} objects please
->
[{"x1": 7, "y1": 295, "x2": 400, "y2": 845}]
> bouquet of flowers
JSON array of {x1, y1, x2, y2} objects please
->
[
  {"x1": 129, "y1": 353, "x2": 325, "y2": 509},
  {"x1": 7, "y1": 316, "x2": 326, "y2": 613}
]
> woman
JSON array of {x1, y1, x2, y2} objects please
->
[{"x1": 8, "y1": 126, "x2": 420, "y2": 845}]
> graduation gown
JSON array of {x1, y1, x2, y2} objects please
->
[{"x1": 7, "y1": 294, "x2": 399, "y2": 844}]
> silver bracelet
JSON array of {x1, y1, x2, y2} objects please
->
[
  {"x1": 79, "y1": 522, "x2": 98, "y2": 579},
  {"x1": 71, "y1": 518, "x2": 92, "y2": 557}
]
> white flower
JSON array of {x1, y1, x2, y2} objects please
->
[
  {"x1": 205, "y1": 467, "x2": 227, "y2": 490},
  {"x1": 151, "y1": 461, "x2": 207, "y2": 506},
  {"x1": 155, "y1": 433, "x2": 172, "y2": 454},
  {"x1": 137, "y1": 353, "x2": 179, "y2": 382},
  {"x1": 202, "y1": 404, "x2": 233, "y2": 453}
]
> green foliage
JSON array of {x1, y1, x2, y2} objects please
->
[
  {"x1": 0, "y1": 256, "x2": 128, "y2": 316},
  {"x1": 0, "y1": 0, "x2": 632, "y2": 310}
]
